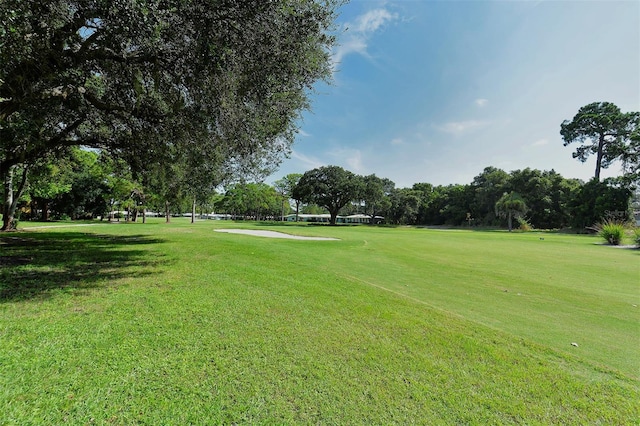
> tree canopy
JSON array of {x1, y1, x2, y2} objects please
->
[
  {"x1": 560, "y1": 102, "x2": 639, "y2": 181},
  {"x1": 0, "y1": 0, "x2": 339, "y2": 229},
  {"x1": 217, "y1": 182, "x2": 281, "y2": 220},
  {"x1": 293, "y1": 165, "x2": 362, "y2": 225},
  {"x1": 273, "y1": 173, "x2": 302, "y2": 221},
  {"x1": 360, "y1": 174, "x2": 393, "y2": 224},
  {"x1": 495, "y1": 191, "x2": 528, "y2": 232}
]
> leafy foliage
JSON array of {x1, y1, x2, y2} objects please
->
[
  {"x1": 360, "y1": 174, "x2": 393, "y2": 223},
  {"x1": 387, "y1": 187, "x2": 422, "y2": 225},
  {"x1": 567, "y1": 179, "x2": 631, "y2": 230},
  {"x1": 0, "y1": 0, "x2": 339, "y2": 229},
  {"x1": 495, "y1": 191, "x2": 528, "y2": 231},
  {"x1": 48, "y1": 148, "x2": 113, "y2": 220},
  {"x1": 293, "y1": 166, "x2": 363, "y2": 225},
  {"x1": 471, "y1": 166, "x2": 510, "y2": 225},
  {"x1": 560, "y1": 102, "x2": 639, "y2": 181},
  {"x1": 273, "y1": 173, "x2": 303, "y2": 220},
  {"x1": 217, "y1": 183, "x2": 281, "y2": 219},
  {"x1": 506, "y1": 168, "x2": 579, "y2": 229}
]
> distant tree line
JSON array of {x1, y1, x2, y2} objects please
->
[
  {"x1": 277, "y1": 165, "x2": 633, "y2": 229},
  {"x1": 2, "y1": 146, "x2": 635, "y2": 231}
]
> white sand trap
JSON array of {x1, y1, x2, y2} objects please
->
[{"x1": 214, "y1": 229, "x2": 338, "y2": 240}]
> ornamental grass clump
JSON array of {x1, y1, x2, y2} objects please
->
[
  {"x1": 516, "y1": 216, "x2": 533, "y2": 231},
  {"x1": 591, "y1": 219, "x2": 627, "y2": 245}
]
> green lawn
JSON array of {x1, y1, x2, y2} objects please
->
[{"x1": 1, "y1": 219, "x2": 638, "y2": 424}]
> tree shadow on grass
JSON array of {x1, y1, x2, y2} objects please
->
[{"x1": 0, "y1": 232, "x2": 167, "y2": 302}]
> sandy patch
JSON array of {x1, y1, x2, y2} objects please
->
[{"x1": 214, "y1": 229, "x2": 338, "y2": 240}]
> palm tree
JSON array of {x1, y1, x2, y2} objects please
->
[{"x1": 495, "y1": 191, "x2": 528, "y2": 232}]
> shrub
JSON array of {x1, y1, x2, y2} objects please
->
[
  {"x1": 591, "y1": 219, "x2": 627, "y2": 245},
  {"x1": 634, "y1": 228, "x2": 640, "y2": 248},
  {"x1": 517, "y1": 216, "x2": 533, "y2": 231}
]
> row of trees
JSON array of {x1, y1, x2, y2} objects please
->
[
  {"x1": 2, "y1": 147, "x2": 635, "y2": 231},
  {"x1": 3, "y1": 147, "x2": 285, "y2": 223},
  {"x1": 4, "y1": 147, "x2": 193, "y2": 223},
  {"x1": 273, "y1": 165, "x2": 633, "y2": 229}
]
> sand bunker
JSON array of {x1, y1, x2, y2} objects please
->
[{"x1": 214, "y1": 229, "x2": 338, "y2": 241}]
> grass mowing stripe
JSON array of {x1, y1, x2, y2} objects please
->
[{"x1": 298, "y1": 225, "x2": 639, "y2": 380}]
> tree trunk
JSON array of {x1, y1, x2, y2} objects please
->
[
  {"x1": 165, "y1": 200, "x2": 171, "y2": 223},
  {"x1": 281, "y1": 198, "x2": 285, "y2": 222},
  {"x1": 2, "y1": 167, "x2": 15, "y2": 230},
  {"x1": 42, "y1": 200, "x2": 50, "y2": 221},
  {"x1": 329, "y1": 210, "x2": 338, "y2": 226},
  {"x1": 1, "y1": 165, "x2": 29, "y2": 231},
  {"x1": 595, "y1": 134, "x2": 605, "y2": 181},
  {"x1": 140, "y1": 193, "x2": 146, "y2": 223},
  {"x1": 191, "y1": 198, "x2": 196, "y2": 223},
  {"x1": 507, "y1": 212, "x2": 513, "y2": 232},
  {"x1": 108, "y1": 200, "x2": 114, "y2": 222}
]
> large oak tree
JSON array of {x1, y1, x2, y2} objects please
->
[
  {"x1": 0, "y1": 0, "x2": 339, "y2": 229},
  {"x1": 293, "y1": 165, "x2": 362, "y2": 225}
]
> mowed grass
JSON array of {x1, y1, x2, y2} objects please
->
[{"x1": 0, "y1": 219, "x2": 638, "y2": 424}]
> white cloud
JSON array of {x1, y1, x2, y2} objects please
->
[
  {"x1": 390, "y1": 137, "x2": 404, "y2": 146},
  {"x1": 329, "y1": 147, "x2": 364, "y2": 172},
  {"x1": 531, "y1": 138, "x2": 549, "y2": 146},
  {"x1": 333, "y1": 38, "x2": 368, "y2": 64},
  {"x1": 332, "y1": 8, "x2": 399, "y2": 67},
  {"x1": 296, "y1": 129, "x2": 311, "y2": 137},
  {"x1": 291, "y1": 150, "x2": 324, "y2": 169},
  {"x1": 354, "y1": 8, "x2": 396, "y2": 34},
  {"x1": 436, "y1": 120, "x2": 489, "y2": 135},
  {"x1": 475, "y1": 98, "x2": 489, "y2": 107}
]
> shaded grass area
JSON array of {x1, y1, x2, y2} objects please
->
[
  {"x1": 0, "y1": 230, "x2": 164, "y2": 301},
  {"x1": 0, "y1": 220, "x2": 638, "y2": 423}
]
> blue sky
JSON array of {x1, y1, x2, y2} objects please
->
[{"x1": 270, "y1": 0, "x2": 639, "y2": 188}]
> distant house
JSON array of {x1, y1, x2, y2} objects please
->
[
  {"x1": 285, "y1": 214, "x2": 331, "y2": 223},
  {"x1": 343, "y1": 214, "x2": 384, "y2": 224},
  {"x1": 203, "y1": 213, "x2": 232, "y2": 220},
  {"x1": 284, "y1": 214, "x2": 383, "y2": 224}
]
